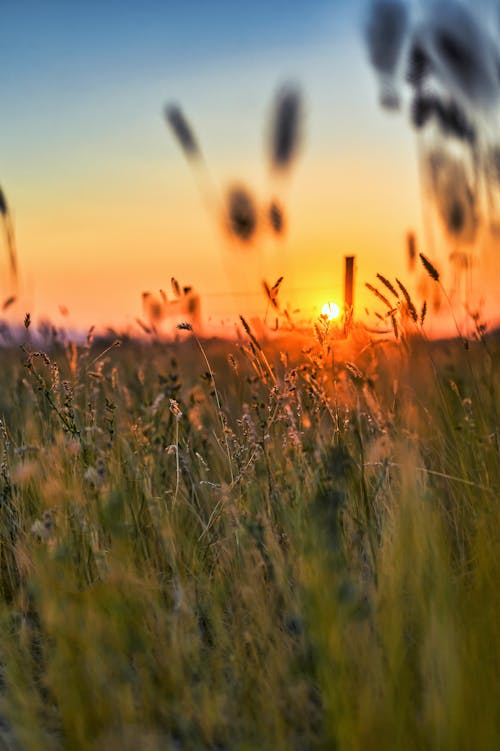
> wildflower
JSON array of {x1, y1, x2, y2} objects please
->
[{"x1": 169, "y1": 399, "x2": 183, "y2": 421}]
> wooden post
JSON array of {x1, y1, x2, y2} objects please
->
[
  {"x1": 344, "y1": 255, "x2": 355, "y2": 335},
  {"x1": 344, "y1": 255, "x2": 354, "y2": 311}
]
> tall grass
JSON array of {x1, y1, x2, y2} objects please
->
[{"x1": 0, "y1": 306, "x2": 497, "y2": 749}]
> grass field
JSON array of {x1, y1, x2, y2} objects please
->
[{"x1": 0, "y1": 300, "x2": 498, "y2": 750}]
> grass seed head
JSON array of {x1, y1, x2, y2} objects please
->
[
  {"x1": 269, "y1": 201, "x2": 285, "y2": 234},
  {"x1": 420, "y1": 300, "x2": 427, "y2": 325},
  {"x1": 396, "y1": 278, "x2": 418, "y2": 322},
  {"x1": 0, "y1": 187, "x2": 8, "y2": 217},
  {"x1": 418, "y1": 0, "x2": 500, "y2": 109},
  {"x1": 406, "y1": 43, "x2": 431, "y2": 87},
  {"x1": 365, "y1": 0, "x2": 409, "y2": 108},
  {"x1": 2, "y1": 296, "x2": 16, "y2": 312},
  {"x1": 419, "y1": 252, "x2": 440, "y2": 282},
  {"x1": 165, "y1": 104, "x2": 200, "y2": 159},
  {"x1": 171, "y1": 277, "x2": 181, "y2": 298},
  {"x1": 365, "y1": 282, "x2": 392, "y2": 309},
  {"x1": 376, "y1": 274, "x2": 399, "y2": 298},
  {"x1": 226, "y1": 186, "x2": 257, "y2": 242},
  {"x1": 365, "y1": 0, "x2": 409, "y2": 77},
  {"x1": 270, "y1": 84, "x2": 303, "y2": 171}
]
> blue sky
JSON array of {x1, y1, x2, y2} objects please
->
[
  {"x1": 0, "y1": 1, "x2": 429, "y2": 329},
  {"x1": 0, "y1": 1, "x2": 361, "y2": 169},
  {"x1": 1, "y1": 1, "x2": 352, "y2": 96}
]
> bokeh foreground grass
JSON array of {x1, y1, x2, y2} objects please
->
[{"x1": 0, "y1": 314, "x2": 498, "y2": 750}]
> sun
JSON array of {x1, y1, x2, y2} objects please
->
[{"x1": 321, "y1": 302, "x2": 341, "y2": 320}]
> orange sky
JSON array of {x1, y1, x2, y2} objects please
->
[
  {"x1": 1, "y1": 1, "x2": 498, "y2": 337},
  {"x1": 5, "y1": 144, "x2": 425, "y2": 332}
]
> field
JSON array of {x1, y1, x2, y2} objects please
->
[{"x1": 0, "y1": 303, "x2": 498, "y2": 750}]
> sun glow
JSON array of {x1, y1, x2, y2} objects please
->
[{"x1": 321, "y1": 302, "x2": 341, "y2": 320}]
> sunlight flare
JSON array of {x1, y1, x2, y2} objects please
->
[{"x1": 321, "y1": 301, "x2": 341, "y2": 320}]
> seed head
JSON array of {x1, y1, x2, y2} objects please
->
[
  {"x1": 268, "y1": 201, "x2": 284, "y2": 234},
  {"x1": 415, "y1": 1, "x2": 500, "y2": 109},
  {"x1": 376, "y1": 274, "x2": 399, "y2": 299},
  {"x1": 396, "y1": 279, "x2": 418, "y2": 322},
  {"x1": 420, "y1": 300, "x2": 427, "y2": 325},
  {"x1": 169, "y1": 398, "x2": 183, "y2": 420},
  {"x1": 365, "y1": 283, "x2": 392, "y2": 309},
  {"x1": 165, "y1": 104, "x2": 200, "y2": 159},
  {"x1": 0, "y1": 187, "x2": 8, "y2": 217},
  {"x1": 226, "y1": 186, "x2": 257, "y2": 242},
  {"x1": 270, "y1": 84, "x2": 302, "y2": 171},
  {"x1": 2, "y1": 296, "x2": 16, "y2": 312},
  {"x1": 171, "y1": 277, "x2": 181, "y2": 298},
  {"x1": 365, "y1": 1, "x2": 409, "y2": 77},
  {"x1": 419, "y1": 253, "x2": 440, "y2": 282}
]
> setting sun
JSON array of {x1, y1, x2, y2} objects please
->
[{"x1": 321, "y1": 302, "x2": 341, "y2": 320}]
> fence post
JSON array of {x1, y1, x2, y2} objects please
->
[{"x1": 344, "y1": 255, "x2": 355, "y2": 333}]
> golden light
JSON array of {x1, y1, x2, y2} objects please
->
[{"x1": 321, "y1": 302, "x2": 341, "y2": 320}]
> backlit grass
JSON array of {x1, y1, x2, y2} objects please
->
[{"x1": 0, "y1": 310, "x2": 497, "y2": 750}]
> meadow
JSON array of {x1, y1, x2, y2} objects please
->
[{"x1": 0, "y1": 284, "x2": 497, "y2": 751}]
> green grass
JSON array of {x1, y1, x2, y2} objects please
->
[{"x1": 0, "y1": 315, "x2": 497, "y2": 750}]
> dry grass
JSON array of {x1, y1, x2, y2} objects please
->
[{"x1": 0, "y1": 304, "x2": 497, "y2": 750}]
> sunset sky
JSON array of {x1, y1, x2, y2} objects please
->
[{"x1": 0, "y1": 0, "x2": 498, "y2": 334}]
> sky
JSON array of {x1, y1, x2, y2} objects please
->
[{"x1": 0, "y1": 0, "x2": 497, "y2": 335}]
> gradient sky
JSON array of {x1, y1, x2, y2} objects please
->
[{"x1": 0, "y1": 0, "x2": 496, "y2": 334}]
